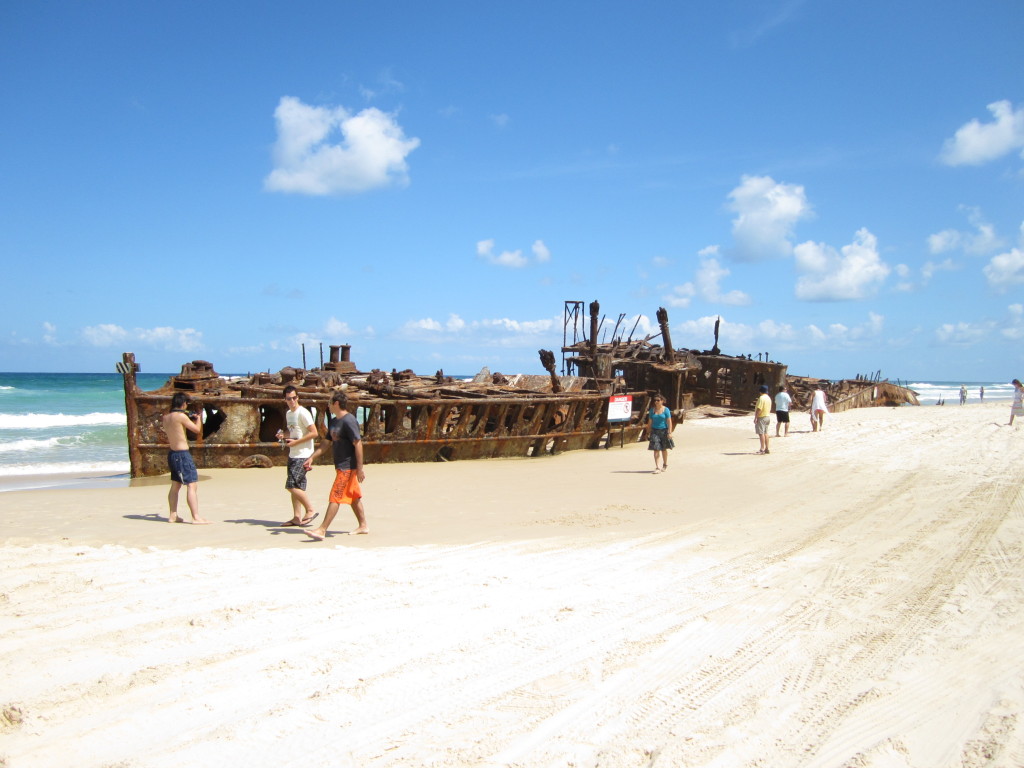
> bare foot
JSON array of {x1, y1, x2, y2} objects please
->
[
  {"x1": 348, "y1": 527, "x2": 369, "y2": 535},
  {"x1": 191, "y1": 518, "x2": 212, "y2": 525},
  {"x1": 304, "y1": 529, "x2": 326, "y2": 541},
  {"x1": 168, "y1": 514, "x2": 181, "y2": 523}
]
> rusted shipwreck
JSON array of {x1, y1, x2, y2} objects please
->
[{"x1": 118, "y1": 300, "x2": 917, "y2": 477}]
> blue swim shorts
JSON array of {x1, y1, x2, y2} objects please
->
[{"x1": 168, "y1": 449, "x2": 199, "y2": 485}]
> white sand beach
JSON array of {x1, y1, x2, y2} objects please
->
[{"x1": 2, "y1": 403, "x2": 1023, "y2": 767}]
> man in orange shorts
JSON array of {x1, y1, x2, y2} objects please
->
[{"x1": 303, "y1": 391, "x2": 367, "y2": 540}]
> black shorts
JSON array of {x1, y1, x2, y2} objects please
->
[
  {"x1": 285, "y1": 457, "x2": 309, "y2": 490},
  {"x1": 776, "y1": 410, "x2": 790, "y2": 423}
]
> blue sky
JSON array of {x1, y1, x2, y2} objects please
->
[{"x1": 2, "y1": 1, "x2": 1022, "y2": 380}]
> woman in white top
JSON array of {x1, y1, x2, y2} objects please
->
[{"x1": 809, "y1": 384, "x2": 829, "y2": 432}]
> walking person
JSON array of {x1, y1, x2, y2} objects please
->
[
  {"x1": 647, "y1": 394, "x2": 673, "y2": 473},
  {"x1": 277, "y1": 384, "x2": 318, "y2": 527},
  {"x1": 1010, "y1": 379, "x2": 1024, "y2": 426},
  {"x1": 809, "y1": 382, "x2": 829, "y2": 432},
  {"x1": 774, "y1": 385, "x2": 792, "y2": 437},
  {"x1": 162, "y1": 392, "x2": 211, "y2": 524},
  {"x1": 304, "y1": 392, "x2": 368, "y2": 540},
  {"x1": 959, "y1": 385, "x2": 968, "y2": 405},
  {"x1": 754, "y1": 385, "x2": 772, "y2": 454}
]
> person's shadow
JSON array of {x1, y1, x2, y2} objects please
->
[{"x1": 223, "y1": 518, "x2": 313, "y2": 535}]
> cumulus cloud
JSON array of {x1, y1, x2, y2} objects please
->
[
  {"x1": 983, "y1": 246, "x2": 1024, "y2": 292},
  {"x1": 665, "y1": 312, "x2": 884, "y2": 354},
  {"x1": 400, "y1": 313, "x2": 557, "y2": 348},
  {"x1": 478, "y1": 238, "x2": 551, "y2": 268},
  {"x1": 727, "y1": 175, "x2": 812, "y2": 260},
  {"x1": 82, "y1": 324, "x2": 202, "y2": 352},
  {"x1": 927, "y1": 206, "x2": 1004, "y2": 256},
  {"x1": 664, "y1": 283, "x2": 696, "y2": 308},
  {"x1": 694, "y1": 253, "x2": 751, "y2": 306},
  {"x1": 662, "y1": 246, "x2": 750, "y2": 308},
  {"x1": 477, "y1": 239, "x2": 525, "y2": 268},
  {"x1": 935, "y1": 303, "x2": 1024, "y2": 345},
  {"x1": 940, "y1": 100, "x2": 1024, "y2": 166},
  {"x1": 794, "y1": 228, "x2": 890, "y2": 301},
  {"x1": 264, "y1": 96, "x2": 420, "y2": 195}
]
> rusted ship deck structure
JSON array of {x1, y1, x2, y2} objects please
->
[{"x1": 119, "y1": 301, "x2": 918, "y2": 477}]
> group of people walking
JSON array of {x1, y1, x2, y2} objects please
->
[
  {"x1": 162, "y1": 387, "x2": 367, "y2": 540},
  {"x1": 648, "y1": 382, "x2": 830, "y2": 467}
]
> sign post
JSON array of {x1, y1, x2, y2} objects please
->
[{"x1": 606, "y1": 394, "x2": 632, "y2": 449}]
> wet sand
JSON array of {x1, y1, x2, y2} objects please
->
[{"x1": 2, "y1": 403, "x2": 1022, "y2": 767}]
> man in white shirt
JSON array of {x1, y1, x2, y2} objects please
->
[{"x1": 279, "y1": 385, "x2": 319, "y2": 526}]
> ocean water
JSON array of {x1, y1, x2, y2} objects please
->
[
  {"x1": 0, "y1": 373, "x2": 1017, "y2": 488},
  {"x1": 0, "y1": 372, "x2": 173, "y2": 487}
]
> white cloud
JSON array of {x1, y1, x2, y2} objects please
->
[
  {"x1": 490, "y1": 113, "x2": 510, "y2": 128},
  {"x1": 695, "y1": 256, "x2": 751, "y2": 306},
  {"x1": 983, "y1": 247, "x2": 1024, "y2": 292},
  {"x1": 404, "y1": 318, "x2": 443, "y2": 333},
  {"x1": 664, "y1": 283, "x2": 695, "y2": 308},
  {"x1": 82, "y1": 324, "x2": 202, "y2": 352},
  {"x1": 935, "y1": 303, "x2": 1024, "y2": 345},
  {"x1": 921, "y1": 258, "x2": 956, "y2": 283},
  {"x1": 42, "y1": 322, "x2": 57, "y2": 345},
  {"x1": 940, "y1": 100, "x2": 1024, "y2": 166},
  {"x1": 1004, "y1": 304, "x2": 1024, "y2": 340},
  {"x1": 264, "y1": 96, "x2": 420, "y2": 195},
  {"x1": 399, "y1": 313, "x2": 558, "y2": 348},
  {"x1": 935, "y1": 321, "x2": 991, "y2": 345},
  {"x1": 323, "y1": 317, "x2": 353, "y2": 337},
  {"x1": 794, "y1": 228, "x2": 891, "y2": 301},
  {"x1": 477, "y1": 238, "x2": 550, "y2": 268},
  {"x1": 81, "y1": 324, "x2": 131, "y2": 346},
  {"x1": 927, "y1": 206, "x2": 1004, "y2": 256},
  {"x1": 727, "y1": 175, "x2": 812, "y2": 260}
]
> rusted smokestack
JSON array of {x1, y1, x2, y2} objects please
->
[
  {"x1": 329, "y1": 345, "x2": 342, "y2": 364},
  {"x1": 340, "y1": 344, "x2": 352, "y2": 362},
  {"x1": 657, "y1": 307, "x2": 675, "y2": 363},
  {"x1": 589, "y1": 300, "x2": 600, "y2": 355}
]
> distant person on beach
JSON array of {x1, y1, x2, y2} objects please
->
[
  {"x1": 1010, "y1": 379, "x2": 1024, "y2": 426},
  {"x1": 162, "y1": 392, "x2": 210, "y2": 524},
  {"x1": 809, "y1": 383, "x2": 829, "y2": 432},
  {"x1": 754, "y1": 385, "x2": 772, "y2": 454},
  {"x1": 304, "y1": 391, "x2": 367, "y2": 540},
  {"x1": 980, "y1": 386, "x2": 985, "y2": 401},
  {"x1": 277, "y1": 385, "x2": 318, "y2": 527},
  {"x1": 647, "y1": 394, "x2": 673, "y2": 473},
  {"x1": 959, "y1": 385, "x2": 967, "y2": 405},
  {"x1": 774, "y1": 385, "x2": 792, "y2": 437}
]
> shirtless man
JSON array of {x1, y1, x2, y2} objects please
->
[{"x1": 162, "y1": 392, "x2": 211, "y2": 524}]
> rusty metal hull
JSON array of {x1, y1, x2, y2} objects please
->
[{"x1": 121, "y1": 359, "x2": 651, "y2": 477}]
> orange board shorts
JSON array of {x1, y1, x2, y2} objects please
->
[{"x1": 329, "y1": 469, "x2": 363, "y2": 505}]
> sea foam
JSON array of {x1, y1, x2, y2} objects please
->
[{"x1": 0, "y1": 412, "x2": 126, "y2": 429}]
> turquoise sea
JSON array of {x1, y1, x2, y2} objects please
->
[{"x1": 0, "y1": 372, "x2": 1016, "y2": 491}]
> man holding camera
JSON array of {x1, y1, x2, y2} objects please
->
[{"x1": 162, "y1": 392, "x2": 211, "y2": 524}]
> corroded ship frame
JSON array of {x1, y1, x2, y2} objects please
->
[{"x1": 119, "y1": 301, "x2": 916, "y2": 477}]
